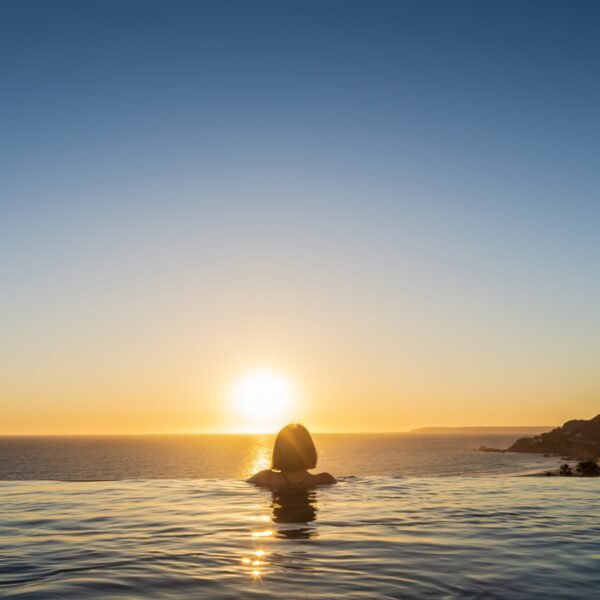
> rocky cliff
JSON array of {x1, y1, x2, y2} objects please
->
[{"x1": 509, "y1": 415, "x2": 600, "y2": 459}]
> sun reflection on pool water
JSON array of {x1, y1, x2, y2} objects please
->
[
  {"x1": 242, "y1": 545, "x2": 270, "y2": 580},
  {"x1": 251, "y1": 529, "x2": 273, "y2": 538}
]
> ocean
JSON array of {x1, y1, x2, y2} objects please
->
[
  {"x1": 2, "y1": 434, "x2": 598, "y2": 599},
  {"x1": 0, "y1": 433, "x2": 560, "y2": 480}
]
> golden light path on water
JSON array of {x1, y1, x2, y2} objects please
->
[
  {"x1": 238, "y1": 429, "x2": 274, "y2": 579},
  {"x1": 242, "y1": 440, "x2": 284, "y2": 581},
  {"x1": 241, "y1": 547, "x2": 270, "y2": 580},
  {"x1": 241, "y1": 515, "x2": 273, "y2": 579},
  {"x1": 241, "y1": 438, "x2": 272, "y2": 479}
]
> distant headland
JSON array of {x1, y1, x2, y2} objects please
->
[{"x1": 410, "y1": 426, "x2": 554, "y2": 435}]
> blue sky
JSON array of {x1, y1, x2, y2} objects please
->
[{"x1": 1, "y1": 1, "x2": 599, "y2": 432}]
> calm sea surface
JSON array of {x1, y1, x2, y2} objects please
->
[
  {"x1": 0, "y1": 433, "x2": 562, "y2": 480},
  {"x1": 2, "y1": 435, "x2": 598, "y2": 599}
]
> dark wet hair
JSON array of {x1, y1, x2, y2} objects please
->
[{"x1": 272, "y1": 423, "x2": 317, "y2": 471}]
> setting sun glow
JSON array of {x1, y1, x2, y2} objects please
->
[{"x1": 230, "y1": 369, "x2": 295, "y2": 432}]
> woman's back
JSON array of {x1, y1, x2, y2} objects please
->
[{"x1": 248, "y1": 468, "x2": 336, "y2": 489}]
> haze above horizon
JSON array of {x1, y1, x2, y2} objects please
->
[{"x1": 0, "y1": 425, "x2": 556, "y2": 437}]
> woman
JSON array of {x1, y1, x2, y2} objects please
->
[{"x1": 247, "y1": 423, "x2": 336, "y2": 488}]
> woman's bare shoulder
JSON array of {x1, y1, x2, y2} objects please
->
[
  {"x1": 246, "y1": 469, "x2": 272, "y2": 486},
  {"x1": 314, "y1": 472, "x2": 337, "y2": 485}
]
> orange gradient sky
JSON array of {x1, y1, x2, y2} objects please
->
[
  {"x1": 2, "y1": 3, "x2": 599, "y2": 434},
  {"x1": 2, "y1": 318, "x2": 598, "y2": 434}
]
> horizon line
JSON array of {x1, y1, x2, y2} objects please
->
[{"x1": 0, "y1": 425, "x2": 556, "y2": 437}]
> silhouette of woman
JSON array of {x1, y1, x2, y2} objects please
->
[{"x1": 247, "y1": 423, "x2": 336, "y2": 488}]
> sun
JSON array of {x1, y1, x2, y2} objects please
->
[{"x1": 230, "y1": 368, "x2": 295, "y2": 432}]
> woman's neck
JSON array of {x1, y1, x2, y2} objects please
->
[{"x1": 279, "y1": 469, "x2": 307, "y2": 474}]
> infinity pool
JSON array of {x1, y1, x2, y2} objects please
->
[{"x1": 2, "y1": 477, "x2": 599, "y2": 598}]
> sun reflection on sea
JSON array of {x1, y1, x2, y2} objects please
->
[{"x1": 241, "y1": 438, "x2": 272, "y2": 479}]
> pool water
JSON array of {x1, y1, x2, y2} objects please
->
[{"x1": 2, "y1": 477, "x2": 599, "y2": 598}]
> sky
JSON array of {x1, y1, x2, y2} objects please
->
[{"x1": 1, "y1": 0, "x2": 599, "y2": 434}]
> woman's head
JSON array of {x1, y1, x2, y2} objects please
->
[{"x1": 272, "y1": 423, "x2": 317, "y2": 471}]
